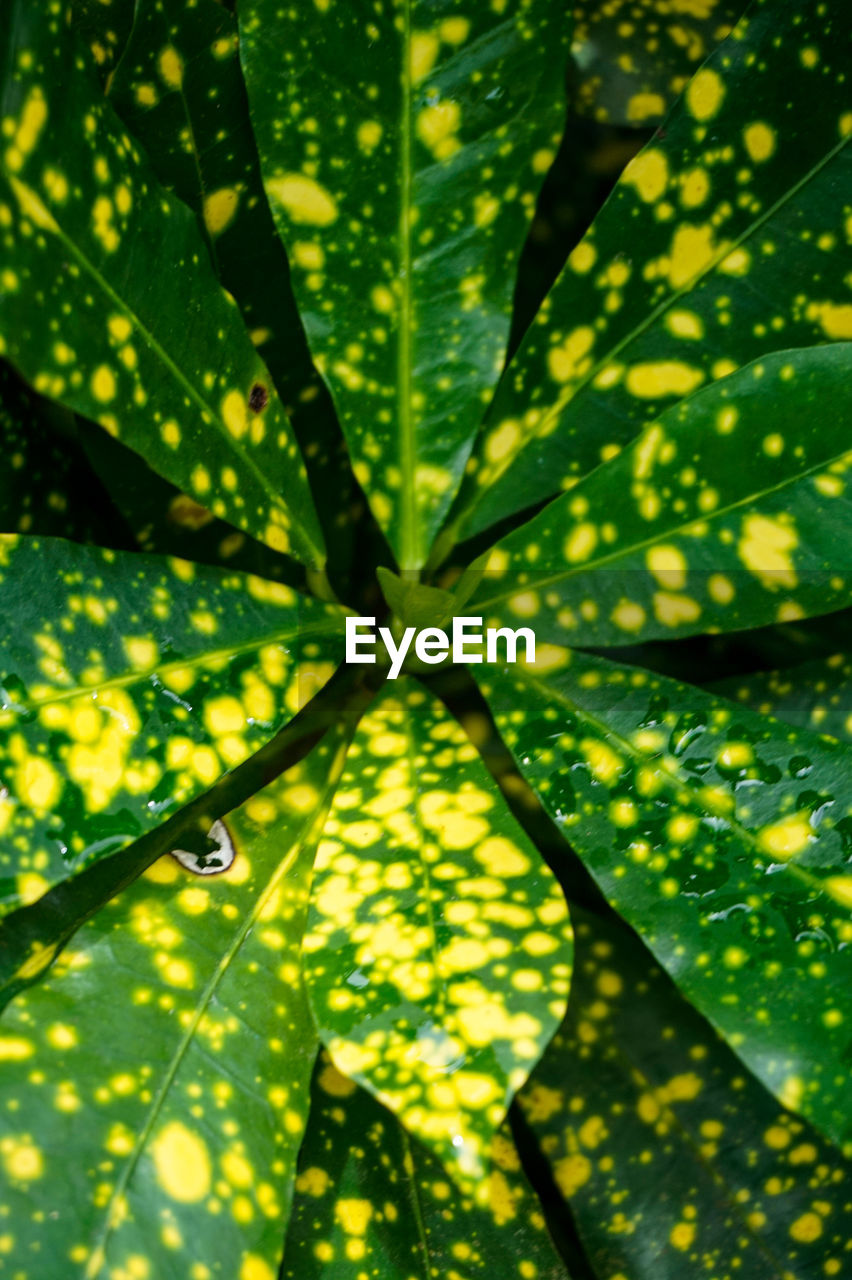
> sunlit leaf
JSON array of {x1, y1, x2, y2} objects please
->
[
  {"x1": 711, "y1": 652, "x2": 852, "y2": 744},
  {"x1": 284, "y1": 1053, "x2": 569, "y2": 1280},
  {"x1": 240, "y1": 0, "x2": 570, "y2": 568},
  {"x1": 0, "y1": 0, "x2": 324, "y2": 567},
  {"x1": 571, "y1": 0, "x2": 743, "y2": 126},
  {"x1": 302, "y1": 678, "x2": 572, "y2": 1195},
  {"x1": 0, "y1": 734, "x2": 346, "y2": 1280},
  {"x1": 468, "y1": 346, "x2": 852, "y2": 646},
  {"x1": 477, "y1": 645, "x2": 852, "y2": 1150},
  {"x1": 0, "y1": 535, "x2": 344, "y2": 914},
  {"x1": 452, "y1": 0, "x2": 852, "y2": 542},
  {"x1": 522, "y1": 905, "x2": 852, "y2": 1277}
]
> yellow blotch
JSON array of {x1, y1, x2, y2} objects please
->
[
  {"x1": 548, "y1": 326, "x2": 595, "y2": 384},
  {"x1": 646, "y1": 544, "x2": 687, "y2": 589},
  {"x1": 789, "y1": 1212, "x2": 823, "y2": 1243},
  {"x1": 152, "y1": 1123, "x2": 211, "y2": 1202},
  {"x1": 356, "y1": 120, "x2": 382, "y2": 151},
  {"x1": 46, "y1": 1023, "x2": 77, "y2": 1050},
  {"x1": 124, "y1": 637, "x2": 158, "y2": 669},
  {"x1": 15, "y1": 755, "x2": 61, "y2": 811},
  {"x1": 91, "y1": 365, "x2": 117, "y2": 404},
  {"x1": 759, "y1": 814, "x2": 813, "y2": 860},
  {"x1": 485, "y1": 418, "x2": 520, "y2": 464},
  {"x1": 410, "y1": 32, "x2": 440, "y2": 83},
  {"x1": 204, "y1": 695, "x2": 246, "y2": 736},
  {"x1": 416, "y1": 101, "x2": 461, "y2": 161},
  {"x1": 109, "y1": 314, "x2": 132, "y2": 342},
  {"x1": 623, "y1": 148, "x2": 668, "y2": 203},
  {"x1": 1, "y1": 1137, "x2": 43, "y2": 1182},
  {"x1": 686, "y1": 67, "x2": 725, "y2": 121},
  {"x1": 581, "y1": 738, "x2": 623, "y2": 784},
  {"x1": 626, "y1": 361, "x2": 704, "y2": 398},
  {"x1": 680, "y1": 167, "x2": 710, "y2": 209},
  {"x1": 371, "y1": 284, "x2": 394, "y2": 313},
  {"x1": 665, "y1": 310, "x2": 704, "y2": 340},
  {"x1": 474, "y1": 192, "x2": 500, "y2": 228},
  {"x1": 336, "y1": 1199, "x2": 373, "y2": 1235},
  {"x1": 203, "y1": 187, "x2": 239, "y2": 237},
  {"x1": 668, "y1": 224, "x2": 717, "y2": 288},
  {"x1": 743, "y1": 122, "x2": 776, "y2": 163},
  {"x1": 440, "y1": 17, "x2": 470, "y2": 43},
  {"x1": 626, "y1": 92, "x2": 665, "y2": 122},
  {"x1": 611, "y1": 600, "x2": 646, "y2": 632},
  {"x1": 239, "y1": 1257, "x2": 275, "y2": 1280},
  {"x1": 267, "y1": 174, "x2": 338, "y2": 226},
  {"x1": 808, "y1": 301, "x2": 852, "y2": 340},
  {"x1": 553, "y1": 1154, "x2": 591, "y2": 1196},
  {"x1": 653, "y1": 592, "x2": 700, "y2": 626},
  {"x1": 475, "y1": 836, "x2": 530, "y2": 877},
  {"x1": 738, "y1": 514, "x2": 797, "y2": 589},
  {"x1": 564, "y1": 522, "x2": 598, "y2": 563},
  {"x1": 158, "y1": 46, "x2": 184, "y2": 89},
  {"x1": 568, "y1": 241, "x2": 596, "y2": 274},
  {"x1": 0, "y1": 1036, "x2": 34, "y2": 1061},
  {"x1": 670, "y1": 1222, "x2": 696, "y2": 1251},
  {"x1": 296, "y1": 1167, "x2": 330, "y2": 1196},
  {"x1": 221, "y1": 389, "x2": 248, "y2": 439}
]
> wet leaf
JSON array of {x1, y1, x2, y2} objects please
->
[
  {"x1": 239, "y1": 0, "x2": 570, "y2": 568},
  {"x1": 712, "y1": 653, "x2": 852, "y2": 745},
  {"x1": 522, "y1": 905, "x2": 852, "y2": 1278},
  {"x1": 0, "y1": 0, "x2": 324, "y2": 567},
  {"x1": 0, "y1": 734, "x2": 346, "y2": 1280},
  {"x1": 571, "y1": 0, "x2": 743, "y2": 126},
  {"x1": 284, "y1": 1053, "x2": 569, "y2": 1280},
  {"x1": 453, "y1": 0, "x2": 852, "y2": 542},
  {"x1": 0, "y1": 535, "x2": 344, "y2": 915},
  {"x1": 477, "y1": 645, "x2": 852, "y2": 1150},
  {"x1": 103, "y1": 0, "x2": 353, "y2": 561},
  {"x1": 469, "y1": 345, "x2": 852, "y2": 646},
  {"x1": 302, "y1": 678, "x2": 572, "y2": 1195}
]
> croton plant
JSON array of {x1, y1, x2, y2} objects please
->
[{"x1": 1, "y1": 0, "x2": 851, "y2": 1276}]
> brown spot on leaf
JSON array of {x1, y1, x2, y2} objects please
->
[{"x1": 248, "y1": 382, "x2": 268, "y2": 413}]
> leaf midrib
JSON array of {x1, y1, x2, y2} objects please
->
[
  {"x1": 398, "y1": 0, "x2": 418, "y2": 569},
  {"x1": 474, "y1": 437, "x2": 852, "y2": 613}
]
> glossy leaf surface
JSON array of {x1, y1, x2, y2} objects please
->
[
  {"x1": 522, "y1": 905, "x2": 852, "y2": 1277},
  {"x1": 0, "y1": 737, "x2": 345, "y2": 1280},
  {"x1": 455, "y1": 0, "x2": 852, "y2": 540},
  {"x1": 284, "y1": 1053, "x2": 569, "y2": 1280},
  {"x1": 478, "y1": 646, "x2": 852, "y2": 1149},
  {"x1": 240, "y1": 0, "x2": 569, "y2": 567},
  {"x1": 711, "y1": 654, "x2": 852, "y2": 745},
  {"x1": 0, "y1": 536, "x2": 343, "y2": 914},
  {"x1": 0, "y1": 0, "x2": 324, "y2": 567},
  {"x1": 302, "y1": 679, "x2": 572, "y2": 1193},
  {"x1": 469, "y1": 346, "x2": 852, "y2": 647},
  {"x1": 571, "y1": 0, "x2": 743, "y2": 125}
]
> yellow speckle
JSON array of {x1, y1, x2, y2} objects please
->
[
  {"x1": 611, "y1": 600, "x2": 646, "y2": 632},
  {"x1": 204, "y1": 695, "x2": 246, "y2": 736},
  {"x1": 16, "y1": 756, "x2": 61, "y2": 811},
  {"x1": 623, "y1": 148, "x2": 668, "y2": 203},
  {"x1": 743, "y1": 122, "x2": 776, "y2": 163},
  {"x1": 158, "y1": 46, "x2": 184, "y2": 89},
  {"x1": 665, "y1": 310, "x2": 703, "y2": 340},
  {"x1": 485, "y1": 418, "x2": 520, "y2": 464},
  {"x1": 626, "y1": 92, "x2": 666, "y2": 122},
  {"x1": 124, "y1": 637, "x2": 158, "y2": 669},
  {"x1": 474, "y1": 192, "x2": 500, "y2": 228},
  {"x1": 646, "y1": 544, "x2": 687, "y2": 589},
  {"x1": 1, "y1": 1137, "x2": 43, "y2": 1182},
  {"x1": 356, "y1": 120, "x2": 382, "y2": 151},
  {"x1": 416, "y1": 101, "x2": 461, "y2": 161},
  {"x1": 808, "y1": 301, "x2": 852, "y2": 340},
  {"x1": 568, "y1": 241, "x2": 596, "y2": 274},
  {"x1": 222, "y1": 389, "x2": 248, "y2": 439},
  {"x1": 668, "y1": 223, "x2": 717, "y2": 288},
  {"x1": 267, "y1": 174, "x2": 338, "y2": 226},
  {"x1": 336, "y1": 1198, "x2": 373, "y2": 1236},
  {"x1": 239, "y1": 1257, "x2": 275, "y2": 1280},
  {"x1": 738, "y1": 514, "x2": 797, "y2": 589},
  {"x1": 370, "y1": 284, "x2": 394, "y2": 314},
  {"x1": 759, "y1": 814, "x2": 813, "y2": 860},
  {"x1": 626, "y1": 361, "x2": 703, "y2": 398},
  {"x1": 548, "y1": 326, "x2": 595, "y2": 384},
  {"x1": 410, "y1": 32, "x2": 440, "y2": 83},
  {"x1": 789, "y1": 1212, "x2": 823, "y2": 1243},
  {"x1": 686, "y1": 67, "x2": 725, "y2": 121},
  {"x1": 564, "y1": 522, "x2": 598, "y2": 563},
  {"x1": 670, "y1": 1222, "x2": 696, "y2": 1251},
  {"x1": 440, "y1": 17, "x2": 470, "y2": 43},
  {"x1": 108, "y1": 314, "x2": 132, "y2": 342},
  {"x1": 91, "y1": 365, "x2": 117, "y2": 404},
  {"x1": 203, "y1": 187, "x2": 239, "y2": 237},
  {"x1": 152, "y1": 1123, "x2": 211, "y2": 1202},
  {"x1": 46, "y1": 1023, "x2": 77, "y2": 1050}
]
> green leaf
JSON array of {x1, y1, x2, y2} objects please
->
[
  {"x1": 302, "y1": 678, "x2": 572, "y2": 1195},
  {"x1": 284, "y1": 1052, "x2": 570, "y2": 1280},
  {"x1": 571, "y1": 0, "x2": 744, "y2": 126},
  {"x1": 0, "y1": 535, "x2": 344, "y2": 914},
  {"x1": 711, "y1": 653, "x2": 852, "y2": 744},
  {"x1": 102, "y1": 0, "x2": 355, "y2": 562},
  {"x1": 468, "y1": 346, "x2": 852, "y2": 646},
  {"x1": 522, "y1": 904, "x2": 852, "y2": 1277},
  {"x1": 239, "y1": 0, "x2": 570, "y2": 568},
  {"x1": 0, "y1": 0, "x2": 324, "y2": 567},
  {"x1": 69, "y1": 0, "x2": 136, "y2": 83},
  {"x1": 477, "y1": 645, "x2": 852, "y2": 1150},
  {"x1": 452, "y1": 0, "x2": 852, "y2": 542},
  {"x1": 0, "y1": 733, "x2": 346, "y2": 1280}
]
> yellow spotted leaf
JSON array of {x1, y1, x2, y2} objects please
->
[
  {"x1": 239, "y1": 0, "x2": 570, "y2": 567},
  {"x1": 0, "y1": 735, "x2": 346, "y2": 1280},
  {"x1": 0, "y1": 0, "x2": 324, "y2": 567},
  {"x1": 302, "y1": 678, "x2": 573, "y2": 1196},
  {"x1": 478, "y1": 644, "x2": 852, "y2": 1150},
  {"x1": 0, "y1": 535, "x2": 344, "y2": 914}
]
